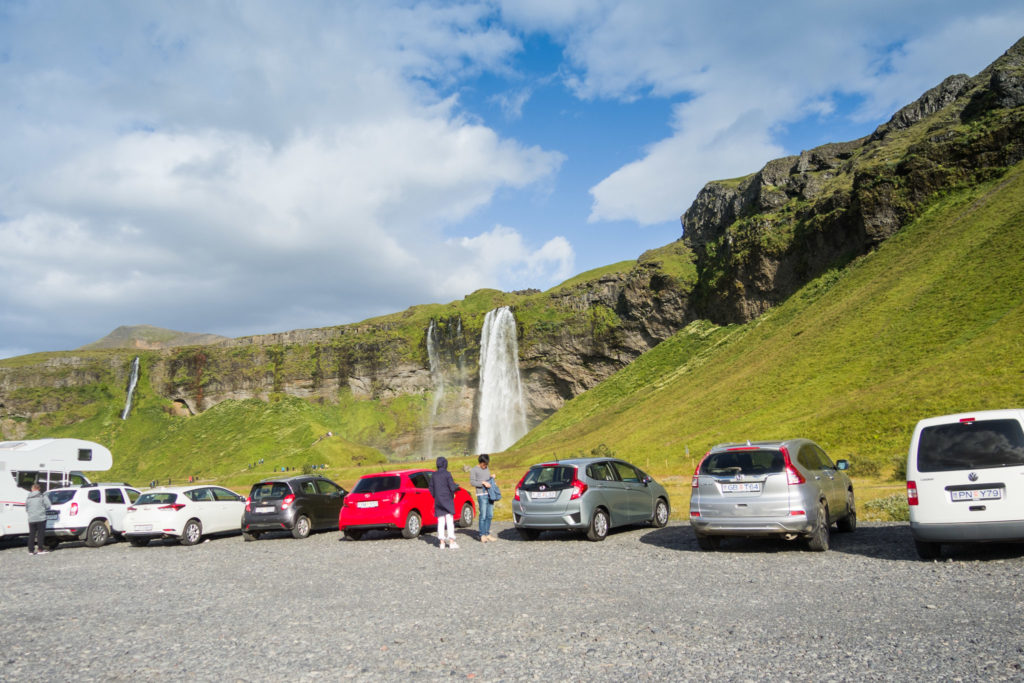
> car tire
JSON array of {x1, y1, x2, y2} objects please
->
[
  {"x1": 343, "y1": 529, "x2": 364, "y2": 541},
  {"x1": 914, "y1": 539, "x2": 942, "y2": 560},
  {"x1": 517, "y1": 527, "x2": 540, "y2": 540},
  {"x1": 129, "y1": 537, "x2": 149, "y2": 547},
  {"x1": 586, "y1": 508, "x2": 609, "y2": 542},
  {"x1": 836, "y1": 490, "x2": 857, "y2": 533},
  {"x1": 242, "y1": 531, "x2": 261, "y2": 542},
  {"x1": 456, "y1": 502, "x2": 474, "y2": 529},
  {"x1": 695, "y1": 533, "x2": 720, "y2": 551},
  {"x1": 806, "y1": 502, "x2": 830, "y2": 551},
  {"x1": 652, "y1": 498, "x2": 670, "y2": 528},
  {"x1": 291, "y1": 515, "x2": 312, "y2": 539},
  {"x1": 180, "y1": 519, "x2": 203, "y2": 546},
  {"x1": 401, "y1": 511, "x2": 422, "y2": 539},
  {"x1": 85, "y1": 520, "x2": 110, "y2": 548}
]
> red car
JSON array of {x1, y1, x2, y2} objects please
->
[{"x1": 338, "y1": 469, "x2": 476, "y2": 540}]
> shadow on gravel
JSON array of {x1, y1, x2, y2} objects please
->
[{"x1": 493, "y1": 525, "x2": 650, "y2": 543}]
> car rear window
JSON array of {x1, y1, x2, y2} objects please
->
[
  {"x1": 917, "y1": 419, "x2": 1024, "y2": 472},
  {"x1": 137, "y1": 492, "x2": 178, "y2": 505},
  {"x1": 521, "y1": 465, "x2": 574, "y2": 490},
  {"x1": 249, "y1": 482, "x2": 290, "y2": 501},
  {"x1": 47, "y1": 490, "x2": 76, "y2": 505},
  {"x1": 701, "y1": 450, "x2": 785, "y2": 475},
  {"x1": 352, "y1": 476, "x2": 401, "y2": 493}
]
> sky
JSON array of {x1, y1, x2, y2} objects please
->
[{"x1": 2, "y1": 1, "x2": 1023, "y2": 358}]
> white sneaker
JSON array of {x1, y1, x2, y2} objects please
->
[
  {"x1": 439, "y1": 541, "x2": 447, "y2": 550},
  {"x1": 448, "y1": 540, "x2": 459, "y2": 550}
]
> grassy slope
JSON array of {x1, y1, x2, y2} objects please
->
[{"x1": 504, "y1": 162, "x2": 1024, "y2": 480}]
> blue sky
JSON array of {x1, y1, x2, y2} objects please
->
[{"x1": 2, "y1": 1, "x2": 1023, "y2": 358}]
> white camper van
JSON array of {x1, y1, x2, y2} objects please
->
[
  {"x1": 0, "y1": 439, "x2": 113, "y2": 538},
  {"x1": 906, "y1": 409, "x2": 1024, "y2": 559}
]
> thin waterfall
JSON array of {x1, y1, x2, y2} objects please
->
[
  {"x1": 475, "y1": 306, "x2": 528, "y2": 453},
  {"x1": 424, "y1": 319, "x2": 445, "y2": 459},
  {"x1": 120, "y1": 356, "x2": 140, "y2": 420}
]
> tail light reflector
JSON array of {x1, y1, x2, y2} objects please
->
[
  {"x1": 280, "y1": 494, "x2": 296, "y2": 510},
  {"x1": 907, "y1": 481, "x2": 919, "y2": 506},
  {"x1": 513, "y1": 474, "x2": 527, "y2": 501},
  {"x1": 781, "y1": 446, "x2": 805, "y2": 485},
  {"x1": 691, "y1": 454, "x2": 709, "y2": 488},
  {"x1": 389, "y1": 492, "x2": 403, "y2": 505},
  {"x1": 159, "y1": 503, "x2": 186, "y2": 512},
  {"x1": 245, "y1": 496, "x2": 252, "y2": 512},
  {"x1": 70, "y1": 502, "x2": 78, "y2": 516},
  {"x1": 569, "y1": 468, "x2": 588, "y2": 500}
]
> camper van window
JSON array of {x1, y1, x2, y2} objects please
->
[
  {"x1": 15, "y1": 471, "x2": 38, "y2": 491},
  {"x1": 78, "y1": 448, "x2": 92, "y2": 462}
]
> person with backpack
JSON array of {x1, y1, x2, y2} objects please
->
[
  {"x1": 428, "y1": 456, "x2": 459, "y2": 550},
  {"x1": 469, "y1": 454, "x2": 498, "y2": 542}
]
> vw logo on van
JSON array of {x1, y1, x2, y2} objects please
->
[{"x1": 968, "y1": 472, "x2": 979, "y2": 482}]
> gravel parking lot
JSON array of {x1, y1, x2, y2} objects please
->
[{"x1": 2, "y1": 521, "x2": 1023, "y2": 681}]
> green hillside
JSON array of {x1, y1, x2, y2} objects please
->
[{"x1": 505, "y1": 161, "x2": 1024, "y2": 476}]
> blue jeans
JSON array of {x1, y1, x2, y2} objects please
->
[{"x1": 477, "y1": 495, "x2": 493, "y2": 536}]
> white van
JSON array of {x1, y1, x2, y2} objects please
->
[{"x1": 906, "y1": 409, "x2": 1024, "y2": 559}]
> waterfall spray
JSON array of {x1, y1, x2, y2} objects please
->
[
  {"x1": 120, "y1": 356, "x2": 140, "y2": 420},
  {"x1": 424, "y1": 319, "x2": 445, "y2": 459},
  {"x1": 475, "y1": 306, "x2": 527, "y2": 453}
]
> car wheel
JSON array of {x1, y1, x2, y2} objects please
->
[
  {"x1": 291, "y1": 515, "x2": 312, "y2": 539},
  {"x1": 914, "y1": 539, "x2": 942, "y2": 560},
  {"x1": 836, "y1": 490, "x2": 857, "y2": 533},
  {"x1": 652, "y1": 498, "x2": 670, "y2": 528},
  {"x1": 456, "y1": 502, "x2": 474, "y2": 529},
  {"x1": 517, "y1": 527, "x2": 540, "y2": 540},
  {"x1": 242, "y1": 531, "x2": 261, "y2": 542},
  {"x1": 85, "y1": 520, "x2": 110, "y2": 548},
  {"x1": 401, "y1": 511, "x2": 422, "y2": 539},
  {"x1": 806, "y1": 502, "x2": 830, "y2": 551},
  {"x1": 343, "y1": 529, "x2": 364, "y2": 541},
  {"x1": 586, "y1": 508, "x2": 609, "y2": 542},
  {"x1": 695, "y1": 533, "x2": 721, "y2": 551},
  {"x1": 129, "y1": 537, "x2": 149, "y2": 547},
  {"x1": 180, "y1": 519, "x2": 203, "y2": 546}
]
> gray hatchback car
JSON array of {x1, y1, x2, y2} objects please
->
[
  {"x1": 689, "y1": 439, "x2": 855, "y2": 551},
  {"x1": 512, "y1": 458, "x2": 670, "y2": 541}
]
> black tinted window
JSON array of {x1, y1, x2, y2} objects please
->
[
  {"x1": 702, "y1": 450, "x2": 784, "y2": 475},
  {"x1": 797, "y1": 445, "x2": 824, "y2": 470},
  {"x1": 352, "y1": 476, "x2": 401, "y2": 493},
  {"x1": 47, "y1": 490, "x2": 76, "y2": 505},
  {"x1": 250, "y1": 482, "x2": 290, "y2": 501},
  {"x1": 137, "y1": 492, "x2": 177, "y2": 505},
  {"x1": 106, "y1": 489, "x2": 125, "y2": 504},
  {"x1": 88, "y1": 489, "x2": 101, "y2": 503},
  {"x1": 316, "y1": 480, "x2": 342, "y2": 495},
  {"x1": 918, "y1": 419, "x2": 1024, "y2": 472},
  {"x1": 408, "y1": 473, "x2": 431, "y2": 489},
  {"x1": 212, "y1": 487, "x2": 240, "y2": 502},
  {"x1": 521, "y1": 466, "x2": 573, "y2": 490}
]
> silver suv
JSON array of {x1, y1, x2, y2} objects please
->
[
  {"x1": 689, "y1": 439, "x2": 855, "y2": 551},
  {"x1": 45, "y1": 483, "x2": 141, "y2": 548}
]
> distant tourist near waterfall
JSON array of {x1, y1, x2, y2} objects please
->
[
  {"x1": 475, "y1": 306, "x2": 528, "y2": 453},
  {"x1": 120, "y1": 356, "x2": 140, "y2": 420}
]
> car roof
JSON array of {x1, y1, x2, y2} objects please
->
[
  {"x1": 141, "y1": 484, "x2": 230, "y2": 494},
  {"x1": 359, "y1": 469, "x2": 425, "y2": 478},
  {"x1": 708, "y1": 439, "x2": 810, "y2": 451},
  {"x1": 528, "y1": 458, "x2": 627, "y2": 467}
]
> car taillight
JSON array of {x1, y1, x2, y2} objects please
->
[
  {"x1": 389, "y1": 492, "x2": 403, "y2": 505},
  {"x1": 907, "y1": 481, "x2": 919, "y2": 506},
  {"x1": 513, "y1": 474, "x2": 526, "y2": 501},
  {"x1": 245, "y1": 496, "x2": 252, "y2": 512},
  {"x1": 70, "y1": 502, "x2": 78, "y2": 516},
  {"x1": 158, "y1": 503, "x2": 186, "y2": 511},
  {"x1": 281, "y1": 494, "x2": 296, "y2": 510},
  {"x1": 781, "y1": 446, "x2": 805, "y2": 485},
  {"x1": 691, "y1": 454, "x2": 709, "y2": 488},
  {"x1": 569, "y1": 469, "x2": 587, "y2": 500}
]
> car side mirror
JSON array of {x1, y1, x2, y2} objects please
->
[
  {"x1": 836, "y1": 460, "x2": 850, "y2": 471},
  {"x1": 642, "y1": 475, "x2": 652, "y2": 486}
]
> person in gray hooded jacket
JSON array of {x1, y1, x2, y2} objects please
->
[{"x1": 25, "y1": 483, "x2": 51, "y2": 555}]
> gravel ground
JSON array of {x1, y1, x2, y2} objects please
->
[{"x1": 2, "y1": 521, "x2": 1023, "y2": 681}]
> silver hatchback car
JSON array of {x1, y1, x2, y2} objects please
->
[
  {"x1": 689, "y1": 439, "x2": 855, "y2": 551},
  {"x1": 512, "y1": 457, "x2": 670, "y2": 541}
]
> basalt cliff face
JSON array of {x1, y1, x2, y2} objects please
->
[{"x1": 3, "y1": 37, "x2": 1023, "y2": 458}]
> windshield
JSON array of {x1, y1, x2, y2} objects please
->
[
  {"x1": 136, "y1": 492, "x2": 178, "y2": 505},
  {"x1": 918, "y1": 419, "x2": 1024, "y2": 472},
  {"x1": 352, "y1": 476, "x2": 401, "y2": 494},
  {"x1": 701, "y1": 450, "x2": 784, "y2": 476},
  {"x1": 47, "y1": 490, "x2": 77, "y2": 505}
]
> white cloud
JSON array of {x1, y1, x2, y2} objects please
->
[{"x1": 444, "y1": 225, "x2": 575, "y2": 293}]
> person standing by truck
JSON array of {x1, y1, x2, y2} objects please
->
[{"x1": 25, "y1": 484, "x2": 51, "y2": 555}]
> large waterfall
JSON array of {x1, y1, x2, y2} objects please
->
[
  {"x1": 475, "y1": 306, "x2": 528, "y2": 453},
  {"x1": 120, "y1": 356, "x2": 140, "y2": 420},
  {"x1": 424, "y1": 319, "x2": 445, "y2": 459}
]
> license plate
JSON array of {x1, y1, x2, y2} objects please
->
[
  {"x1": 357, "y1": 501, "x2": 378, "y2": 508},
  {"x1": 951, "y1": 488, "x2": 1002, "y2": 502},
  {"x1": 531, "y1": 491, "x2": 557, "y2": 499},
  {"x1": 45, "y1": 519, "x2": 56, "y2": 528},
  {"x1": 722, "y1": 482, "x2": 762, "y2": 493},
  {"x1": 256, "y1": 506, "x2": 275, "y2": 513},
  {"x1": 134, "y1": 524, "x2": 153, "y2": 532}
]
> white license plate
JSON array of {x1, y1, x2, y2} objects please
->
[
  {"x1": 531, "y1": 491, "x2": 557, "y2": 499},
  {"x1": 357, "y1": 501, "x2": 378, "y2": 508},
  {"x1": 45, "y1": 519, "x2": 56, "y2": 528},
  {"x1": 951, "y1": 488, "x2": 1002, "y2": 502},
  {"x1": 134, "y1": 524, "x2": 153, "y2": 532},
  {"x1": 722, "y1": 482, "x2": 762, "y2": 493},
  {"x1": 256, "y1": 506, "x2": 275, "y2": 513}
]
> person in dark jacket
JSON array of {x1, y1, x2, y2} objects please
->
[
  {"x1": 25, "y1": 483, "x2": 51, "y2": 555},
  {"x1": 428, "y1": 456, "x2": 459, "y2": 550}
]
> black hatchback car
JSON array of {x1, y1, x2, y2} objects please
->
[{"x1": 242, "y1": 475, "x2": 347, "y2": 540}]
